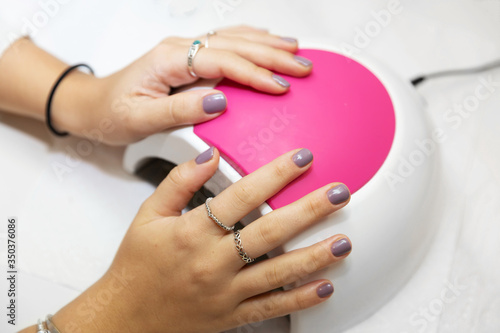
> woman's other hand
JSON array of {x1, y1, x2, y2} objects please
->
[{"x1": 57, "y1": 26, "x2": 313, "y2": 145}]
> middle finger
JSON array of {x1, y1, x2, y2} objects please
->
[
  {"x1": 193, "y1": 148, "x2": 314, "y2": 231},
  {"x1": 203, "y1": 35, "x2": 312, "y2": 77},
  {"x1": 235, "y1": 234, "x2": 352, "y2": 298}
]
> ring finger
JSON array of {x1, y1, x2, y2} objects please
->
[
  {"x1": 235, "y1": 235, "x2": 352, "y2": 298},
  {"x1": 237, "y1": 182, "x2": 350, "y2": 260}
]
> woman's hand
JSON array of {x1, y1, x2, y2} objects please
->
[
  {"x1": 50, "y1": 148, "x2": 351, "y2": 333},
  {"x1": 55, "y1": 25, "x2": 313, "y2": 145},
  {"x1": 0, "y1": 26, "x2": 312, "y2": 145}
]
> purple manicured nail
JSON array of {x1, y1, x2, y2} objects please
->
[
  {"x1": 327, "y1": 184, "x2": 350, "y2": 205},
  {"x1": 316, "y1": 283, "x2": 334, "y2": 298},
  {"x1": 203, "y1": 93, "x2": 227, "y2": 114},
  {"x1": 281, "y1": 37, "x2": 297, "y2": 44},
  {"x1": 331, "y1": 238, "x2": 352, "y2": 257},
  {"x1": 292, "y1": 148, "x2": 313, "y2": 167},
  {"x1": 272, "y1": 74, "x2": 290, "y2": 88},
  {"x1": 294, "y1": 55, "x2": 312, "y2": 67},
  {"x1": 195, "y1": 147, "x2": 214, "y2": 164}
]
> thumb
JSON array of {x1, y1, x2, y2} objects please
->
[
  {"x1": 139, "y1": 89, "x2": 226, "y2": 134},
  {"x1": 142, "y1": 147, "x2": 220, "y2": 218}
]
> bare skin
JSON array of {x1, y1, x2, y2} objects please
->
[
  {"x1": 0, "y1": 26, "x2": 311, "y2": 145},
  {"x1": 19, "y1": 148, "x2": 351, "y2": 333},
  {"x1": 1, "y1": 25, "x2": 352, "y2": 333}
]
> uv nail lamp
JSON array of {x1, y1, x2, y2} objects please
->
[{"x1": 124, "y1": 48, "x2": 437, "y2": 332}]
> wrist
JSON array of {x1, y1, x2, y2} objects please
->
[
  {"x1": 51, "y1": 270, "x2": 139, "y2": 333},
  {"x1": 50, "y1": 69, "x2": 107, "y2": 137},
  {"x1": 18, "y1": 324, "x2": 37, "y2": 333}
]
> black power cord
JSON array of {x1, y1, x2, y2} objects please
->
[{"x1": 411, "y1": 58, "x2": 500, "y2": 86}]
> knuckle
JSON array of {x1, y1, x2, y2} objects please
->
[
  {"x1": 233, "y1": 63, "x2": 262, "y2": 88},
  {"x1": 167, "y1": 166, "x2": 185, "y2": 187},
  {"x1": 166, "y1": 96, "x2": 186, "y2": 126},
  {"x1": 161, "y1": 36, "x2": 182, "y2": 45},
  {"x1": 262, "y1": 297, "x2": 279, "y2": 318},
  {"x1": 154, "y1": 42, "x2": 173, "y2": 58},
  {"x1": 217, "y1": 51, "x2": 241, "y2": 74},
  {"x1": 242, "y1": 308, "x2": 266, "y2": 326},
  {"x1": 189, "y1": 261, "x2": 215, "y2": 284},
  {"x1": 231, "y1": 184, "x2": 258, "y2": 209},
  {"x1": 257, "y1": 221, "x2": 281, "y2": 249},
  {"x1": 264, "y1": 264, "x2": 282, "y2": 289},
  {"x1": 152, "y1": 42, "x2": 183, "y2": 66},
  {"x1": 302, "y1": 245, "x2": 329, "y2": 276},
  {"x1": 304, "y1": 196, "x2": 325, "y2": 220},
  {"x1": 250, "y1": 65, "x2": 267, "y2": 84},
  {"x1": 305, "y1": 251, "x2": 322, "y2": 275},
  {"x1": 292, "y1": 292, "x2": 310, "y2": 311},
  {"x1": 272, "y1": 160, "x2": 290, "y2": 181}
]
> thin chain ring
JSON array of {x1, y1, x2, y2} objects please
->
[
  {"x1": 205, "y1": 197, "x2": 234, "y2": 232},
  {"x1": 234, "y1": 230, "x2": 255, "y2": 264},
  {"x1": 205, "y1": 30, "x2": 217, "y2": 48}
]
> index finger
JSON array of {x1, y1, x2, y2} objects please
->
[{"x1": 192, "y1": 148, "x2": 314, "y2": 231}]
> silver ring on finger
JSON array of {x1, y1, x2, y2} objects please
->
[
  {"x1": 187, "y1": 40, "x2": 204, "y2": 77},
  {"x1": 234, "y1": 230, "x2": 255, "y2": 264},
  {"x1": 205, "y1": 30, "x2": 216, "y2": 48},
  {"x1": 205, "y1": 197, "x2": 234, "y2": 232}
]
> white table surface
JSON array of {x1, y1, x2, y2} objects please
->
[{"x1": 1, "y1": 0, "x2": 499, "y2": 332}]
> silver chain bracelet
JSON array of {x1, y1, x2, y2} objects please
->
[
  {"x1": 37, "y1": 315, "x2": 61, "y2": 333},
  {"x1": 36, "y1": 319, "x2": 49, "y2": 333}
]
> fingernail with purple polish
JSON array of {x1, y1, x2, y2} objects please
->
[
  {"x1": 317, "y1": 283, "x2": 334, "y2": 298},
  {"x1": 273, "y1": 74, "x2": 290, "y2": 88},
  {"x1": 327, "y1": 184, "x2": 350, "y2": 205},
  {"x1": 203, "y1": 93, "x2": 227, "y2": 114},
  {"x1": 196, "y1": 147, "x2": 214, "y2": 164},
  {"x1": 272, "y1": 74, "x2": 290, "y2": 88},
  {"x1": 281, "y1": 37, "x2": 298, "y2": 44},
  {"x1": 294, "y1": 55, "x2": 312, "y2": 67},
  {"x1": 331, "y1": 238, "x2": 352, "y2": 257},
  {"x1": 292, "y1": 148, "x2": 313, "y2": 167}
]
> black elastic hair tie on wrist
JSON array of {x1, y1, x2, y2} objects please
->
[{"x1": 46, "y1": 63, "x2": 94, "y2": 136}]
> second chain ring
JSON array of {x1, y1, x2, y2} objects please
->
[
  {"x1": 205, "y1": 30, "x2": 217, "y2": 48},
  {"x1": 234, "y1": 229, "x2": 255, "y2": 264}
]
